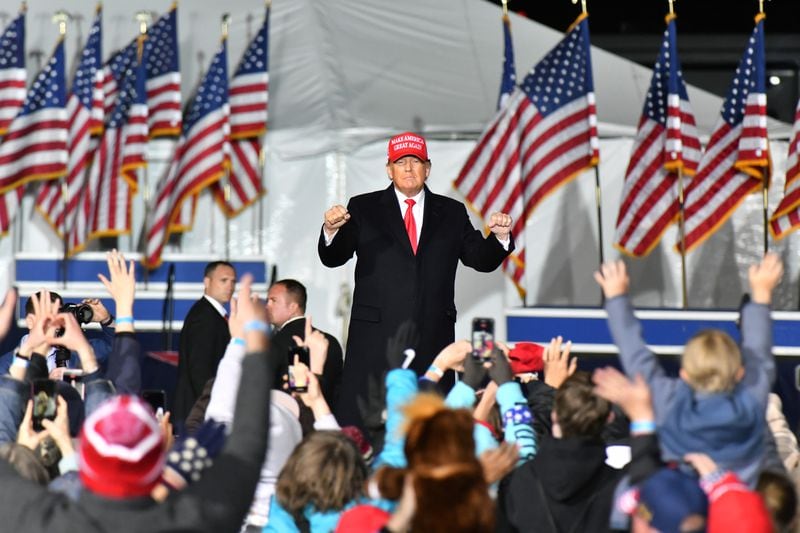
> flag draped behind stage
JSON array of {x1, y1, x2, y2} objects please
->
[
  {"x1": 144, "y1": 37, "x2": 230, "y2": 269},
  {"x1": 770, "y1": 100, "x2": 800, "y2": 238},
  {"x1": 0, "y1": 8, "x2": 25, "y2": 138},
  {"x1": 613, "y1": 15, "x2": 701, "y2": 258},
  {"x1": 35, "y1": 8, "x2": 104, "y2": 242},
  {"x1": 212, "y1": 7, "x2": 269, "y2": 217},
  {"x1": 0, "y1": 37, "x2": 67, "y2": 235},
  {"x1": 681, "y1": 14, "x2": 769, "y2": 253},
  {"x1": 454, "y1": 14, "x2": 599, "y2": 297}
]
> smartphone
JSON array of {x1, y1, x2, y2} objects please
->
[
  {"x1": 287, "y1": 345, "x2": 310, "y2": 393},
  {"x1": 61, "y1": 368, "x2": 84, "y2": 380},
  {"x1": 31, "y1": 379, "x2": 58, "y2": 431},
  {"x1": 141, "y1": 389, "x2": 167, "y2": 419},
  {"x1": 471, "y1": 317, "x2": 495, "y2": 362}
]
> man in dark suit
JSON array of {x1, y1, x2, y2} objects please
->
[
  {"x1": 266, "y1": 278, "x2": 343, "y2": 408},
  {"x1": 318, "y1": 132, "x2": 513, "y2": 429},
  {"x1": 173, "y1": 261, "x2": 236, "y2": 426}
]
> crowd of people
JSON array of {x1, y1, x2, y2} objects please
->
[
  {"x1": 0, "y1": 130, "x2": 798, "y2": 532},
  {"x1": 0, "y1": 249, "x2": 796, "y2": 532}
]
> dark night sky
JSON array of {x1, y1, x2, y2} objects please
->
[{"x1": 490, "y1": 0, "x2": 799, "y2": 35}]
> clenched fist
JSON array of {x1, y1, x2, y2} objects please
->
[
  {"x1": 323, "y1": 205, "x2": 350, "y2": 237},
  {"x1": 488, "y1": 212, "x2": 512, "y2": 240}
]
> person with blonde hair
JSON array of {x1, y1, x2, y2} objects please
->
[{"x1": 594, "y1": 253, "x2": 783, "y2": 486}]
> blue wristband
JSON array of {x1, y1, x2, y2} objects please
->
[
  {"x1": 243, "y1": 320, "x2": 268, "y2": 334},
  {"x1": 115, "y1": 316, "x2": 134, "y2": 324},
  {"x1": 231, "y1": 337, "x2": 245, "y2": 346},
  {"x1": 426, "y1": 364, "x2": 444, "y2": 378},
  {"x1": 630, "y1": 420, "x2": 656, "y2": 433}
]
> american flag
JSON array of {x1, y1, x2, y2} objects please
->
[
  {"x1": 0, "y1": 37, "x2": 68, "y2": 234},
  {"x1": 455, "y1": 14, "x2": 598, "y2": 296},
  {"x1": 769, "y1": 99, "x2": 800, "y2": 238},
  {"x1": 69, "y1": 40, "x2": 148, "y2": 254},
  {"x1": 213, "y1": 7, "x2": 269, "y2": 217},
  {"x1": 144, "y1": 38, "x2": 229, "y2": 269},
  {"x1": 614, "y1": 15, "x2": 701, "y2": 257},
  {"x1": 102, "y1": 6, "x2": 180, "y2": 138},
  {"x1": 0, "y1": 7, "x2": 25, "y2": 137},
  {"x1": 145, "y1": 5, "x2": 181, "y2": 137},
  {"x1": 681, "y1": 15, "x2": 768, "y2": 253},
  {"x1": 36, "y1": 8, "x2": 103, "y2": 238}
]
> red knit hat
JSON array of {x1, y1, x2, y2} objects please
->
[
  {"x1": 508, "y1": 342, "x2": 545, "y2": 375},
  {"x1": 79, "y1": 395, "x2": 166, "y2": 499}
]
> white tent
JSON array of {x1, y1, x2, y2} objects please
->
[{"x1": 9, "y1": 0, "x2": 798, "y2": 341}]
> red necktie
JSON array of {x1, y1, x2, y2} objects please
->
[{"x1": 404, "y1": 199, "x2": 418, "y2": 254}]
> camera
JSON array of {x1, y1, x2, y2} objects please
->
[{"x1": 60, "y1": 302, "x2": 94, "y2": 324}]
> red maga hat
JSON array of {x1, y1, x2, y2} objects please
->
[{"x1": 388, "y1": 132, "x2": 428, "y2": 162}]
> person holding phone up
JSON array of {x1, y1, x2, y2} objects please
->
[{"x1": 319, "y1": 132, "x2": 513, "y2": 435}]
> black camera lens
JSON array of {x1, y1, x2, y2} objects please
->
[{"x1": 59, "y1": 303, "x2": 94, "y2": 325}]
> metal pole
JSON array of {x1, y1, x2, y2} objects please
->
[{"x1": 677, "y1": 169, "x2": 688, "y2": 308}]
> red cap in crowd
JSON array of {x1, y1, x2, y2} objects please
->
[
  {"x1": 335, "y1": 505, "x2": 391, "y2": 533},
  {"x1": 79, "y1": 395, "x2": 166, "y2": 499},
  {"x1": 388, "y1": 132, "x2": 428, "y2": 162},
  {"x1": 508, "y1": 342, "x2": 545, "y2": 375}
]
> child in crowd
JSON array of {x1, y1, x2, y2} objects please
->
[{"x1": 594, "y1": 253, "x2": 783, "y2": 485}]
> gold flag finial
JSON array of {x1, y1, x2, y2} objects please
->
[
  {"x1": 501, "y1": 0, "x2": 508, "y2": 16},
  {"x1": 135, "y1": 10, "x2": 152, "y2": 35},
  {"x1": 571, "y1": 0, "x2": 588, "y2": 15},
  {"x1": 52, "y1": 10, "x2": 69, "y2": 36},
  {"x1": 221, "y1": 13, "x2": 230, "y2": 38}
]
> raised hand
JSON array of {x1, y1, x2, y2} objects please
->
[
  {"x1": 97, "y1": 249, "x2": 136, "y2": 319},
  {"x1": 291, "y1": 316, "x2": 328, "y2": 375},
  {"x1": 488, "y1": 212, "x2": 512, "y2": 240},
  {"x1": 592, "y1": 366, "x2": 653, "y2": 423},
  {"x1": 323, "y1": 205, "x2": 350, "y2": 236},
  {"x1": 593, "y1": 260, "x2": 629, "y2": 299},
  {"x1": 488, "y1": 348, "x2": 514, "y2": 386},
  {"x1": 748, "y1": 252, "x2": 783, "y2": 305},
  {"x1": 17, "y1": 400, "x2": 49, "y2": 451},
  {"x1": 0, "y1": 288, "x2": 17, "y2": 342},
  {"x1": 20, "y1": 290, "x2": 61, "y2": 357},
  {"x1": 543, "y1": 336, "x2": 577, "y2": 389}
]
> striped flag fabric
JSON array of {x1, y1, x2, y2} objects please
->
[
  {"x1": 0, "y1": 37, "x2": 68, "y2": 234},
  {"x1": 769, "y1": 99, "x2": 800, "y2": 238},
  {"x1": 102, "y1": 6, "x2": 180, "y2": 138},
  {"x1": 681, "y1": 14, "x2": 768, "y2": 253},
  {"x1": 36, "y1": 8, "x2": 103, "y2": 238},
  {"x1": 145, "y1": 5, "x2": 181, "y2": 137},
  {"x1": 613, "y1": 15, "x2": 701, "y2": 257},
  {"x1": 213, "y1": 7, "x2": 269, "y2": 217},
  {"x1": 0, "y1": 7, "x2": 25, "y2": 137},
  {"x1": 144, "y1": 37, "x2": 229, "y2": 269},
  {"x1": 68, "y1": 40, "x2": 148, "y2": 254},
  {"x1": 454, "y1": 14, "x2": 599, "y2": 296}
]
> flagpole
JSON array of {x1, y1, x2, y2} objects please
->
[
  {"x1": 135, "y1": 10, "x2": 151, "y2": 288},
  {"x1": 570, "y1": 0, "x2": 603, "y2": 269},
  {"x1": 257, "y1": 147, "x2": 265, "y2": 255},
  {"x1": 759, "y1": 0, "x2": 769, "y2": 256},
  {"x1": 677, "y1": 168, "x2": 689, "y2": 308},
  {"x1": 53, "y1": 10, "x2": 69, "y2": 287},
  {"x1": 222, "y1": 14, "x2": 231, "y2": 262}
]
